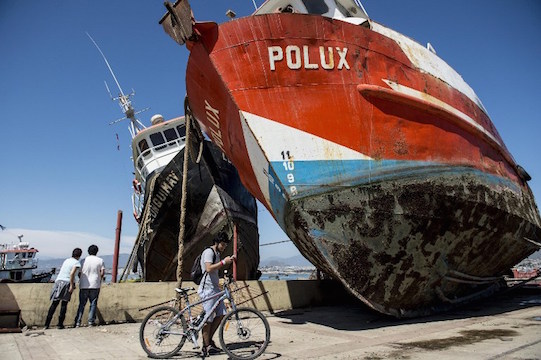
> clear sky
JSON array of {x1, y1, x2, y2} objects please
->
[{"x1": 1, "y1": 1, "x2": 540, "y2": 261}]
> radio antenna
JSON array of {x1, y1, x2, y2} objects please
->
[{"x1": 87, "y1": 32, "x2": 147, "y2": 138}]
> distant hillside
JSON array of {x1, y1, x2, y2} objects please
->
[
  {"x1": 38, "y1": 253, "x2": 313, "y2": 271},
  {"x1": 260, "y1": 254, "x2": 314, "y2": 268},
  {"x1": 37, "y1": 254, "x2": 131, "y2": 272}
]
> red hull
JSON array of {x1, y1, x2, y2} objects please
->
[{"x1": 161, "y1": 10, "x2": 541, "y2": 316}]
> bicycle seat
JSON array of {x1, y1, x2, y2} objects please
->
[{"x1": 175, "y1": 287, "x2": 194, "y2": 294}]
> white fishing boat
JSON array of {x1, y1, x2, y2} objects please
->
[{"x1": 0, "y1": 241, "x2": 55, "y2": 283}]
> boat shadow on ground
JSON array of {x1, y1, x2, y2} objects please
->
[{"x1": 273, "y1": 287, "x2": 541, "y2": 332}]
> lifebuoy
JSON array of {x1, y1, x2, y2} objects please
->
[{"x1": 132, "y1": 179, "x2": 142, "y2": 194}]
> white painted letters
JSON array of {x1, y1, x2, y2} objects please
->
[
  {"x1": 303, "y1": 46, "x2": 318, "y2": 69},
  {"x1": 268, "y1": 45, "x2": 349, "y2": 71},
  {"x1": 320, "y1": 47, "x2": 334, "y2": 70},
  {"x1": 336, "y1": 47, "x2": 350, "y2": 70},
  {"x1": 204, "y1": 99, "x2": 225, "y2": 153},
  {"x1": 286, "y1": 45, "x2": 301, "y2": 69},
  {"x1": 268, "y1": 46, "x2": 283, "y2": 71}
]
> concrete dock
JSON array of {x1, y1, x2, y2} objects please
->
[{"x1": 1, "y1": 288, "x2": 540, "y2": 360}]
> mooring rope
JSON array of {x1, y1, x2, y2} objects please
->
[{"x1": 176, "y1": 97, "x2": 193, "y2": 290}]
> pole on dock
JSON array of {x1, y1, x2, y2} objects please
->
[
  {"x1": 233, "y1": 223, "x2": 237, "y2": 281},
  {"x1": 112, "y1": 210, "x2": 122, "y2": 283}
]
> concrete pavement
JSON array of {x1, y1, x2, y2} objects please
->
[{"x1": 1, "y1": 288, "x2": 540, "y2": 360}]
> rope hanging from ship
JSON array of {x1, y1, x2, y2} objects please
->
[{"x1": 175, "y1": 96, "x2": 194, "y2": 290}]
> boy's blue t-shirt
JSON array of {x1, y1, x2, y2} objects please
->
[{"x1": 56, "y1": 257, "x2": 81, "y2": 282}]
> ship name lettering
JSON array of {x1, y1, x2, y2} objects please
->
[
  {"x1": 204, "y1": 100, "x2": 225, "y2": 153},
  {"x1": 149, "y1": 172, "x2": 179, "y2": 221},
  {"x1": 268, "y1": 45, "x2": 349, "y2": 71}
]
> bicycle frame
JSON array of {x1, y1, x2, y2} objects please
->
[{"x1": 161, "y1": 282, "x2": 237, "y2": 349}]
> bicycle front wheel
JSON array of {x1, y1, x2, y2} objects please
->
[
  {"x1": 219, "y1": 307, "x2": 270, "y2": 359},
  {"x1": 139, "y1": 306, "x2": 187, "y2": 359}
]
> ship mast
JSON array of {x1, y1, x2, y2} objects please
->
[{"x1": 87, "y1": 32, "x2": 148, "y2": 138}]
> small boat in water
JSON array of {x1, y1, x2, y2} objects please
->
[
  {"x1": 0, "y1": 242, "x2": 55, "y2": 283},
  {"x1": 160, "y1": 0, "x2": 541, "y2": 316},
  {"x1": 87, "y1": 35, "x2": 260, "y2": 281}
]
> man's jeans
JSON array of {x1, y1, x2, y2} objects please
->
[{"x1": 74, "y1": 288, "x2": 100, "y2": 325}]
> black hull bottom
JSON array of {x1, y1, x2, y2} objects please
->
[
  {"x1": 0, "y1": 269, "x2": 55, "y2": 283},
  {"x1": 285, "y1": 170, "x2": 541, "y2": 317}
]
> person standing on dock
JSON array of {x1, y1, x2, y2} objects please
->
[
  {"x1": 44, "y1": 248, "x2": 82, "y2": 329},
  {"x1": 198, "y1": 232, "x2": 236, "y2": 356},
  {"x1": 74, "y1": 244, "x2": 105, "y2": 327}
]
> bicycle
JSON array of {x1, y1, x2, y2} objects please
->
[{"x1": 139, "y1": 272, "x2": 271, "y2": 359}]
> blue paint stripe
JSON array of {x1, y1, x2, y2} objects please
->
[{"x1": 266, "y1": 159, "x2": 520, "y2": 226}]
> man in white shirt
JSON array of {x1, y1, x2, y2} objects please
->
[{"x1": 74, "y1": 244, "x2": 105, "y2": 327}]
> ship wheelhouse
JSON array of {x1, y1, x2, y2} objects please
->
[
  {"x1": 130, "y1": 116, "x2": 187, "y2": 219},
  {"x1": 132, "y1": 116, "x2": 186, "y2": 184},
  {"x1": 255, "y1": 0, "x2": 369, "y2": 24}
]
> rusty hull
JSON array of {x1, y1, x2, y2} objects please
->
[{"x1": 285, "y1": 170, "x2": 540, "y2": 317}]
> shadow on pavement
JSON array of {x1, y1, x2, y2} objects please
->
[{"x1": 274, "y1": 285, "x2": 541, "y2": 331}]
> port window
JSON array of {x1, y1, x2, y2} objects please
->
[
  {"x1": 150, "y1": 132, "x2": 167, "y2": 151},
  {"x1": 176, "y1": 125, "x2": 186, "y2": 138},
  {"x1": 138, "y1": 139, "x2": 150, "y2": 158},
  {"x1": 301, "y1": 0, "x2": 328, "y2": 14},
  {"x1": 163, "y1": 128, "x2": 178, "y2": 144},
  {"x1": 11, "y1": 271, "x2": 22, "y2": 281},
  {"x1": 137, "y1": 157, "x2": 144, "y2": 171}
]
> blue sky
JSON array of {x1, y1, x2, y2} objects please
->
[{"x1": 1, "y1": 1, "x2": 540, "y2": 261}]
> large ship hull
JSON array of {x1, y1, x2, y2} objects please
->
[
  {"x1": 130, "y1": 140, "x2": 259, "y2": 282},
  {"x1": 165, "y1": 12, "x2": 540, "y2": 316}
]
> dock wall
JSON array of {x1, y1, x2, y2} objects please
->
[{"x1": 1, "y1": 280, "x2": 355, "y2": 327}]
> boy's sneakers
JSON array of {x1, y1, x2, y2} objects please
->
[{"x1": 201, "y1": 341, "x2": 222, "y2": 357}]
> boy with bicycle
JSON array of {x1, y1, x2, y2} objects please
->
[{"x1": 198, "y1": 232, "x2": 236, "y2": 356}]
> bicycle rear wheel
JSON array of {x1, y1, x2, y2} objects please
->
[
  {"x1": 139, "y1": 306, "x2": 187, "y2": 359},
  {"x1": 219, "y1": 307, "x2": 270, "y2": 359}
]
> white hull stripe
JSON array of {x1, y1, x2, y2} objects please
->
[
  {"x1": 240, "y1": 111, "x2": 372, "y2": 162},
  {"x1": 383, "y1": 79, "x2": 501, "y2": 147},
  {"x1": 239, "y1": 111, "x2": 273, "y2": 209}
]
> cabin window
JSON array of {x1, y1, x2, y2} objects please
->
[
  {"x1": 11, "y1": 271, "x2": 22, "y2": 281},
  {"x1": 176, "y1": 125, "x2": 186, "y2": 138},
  {"x1": 150, "y1": 132, "x2": 167, "y2": 151},
  {"x1": 278, "y1": 4, "x2": 295, "y2": 13},
  {"x1": 163, "y1": 128, "x2": 178, "y2": 144},
  {"x1": 301, "y1": 0, "x2": 328, "y2": 14},
  {"x1": 138, "y1": 139, "x2": 150, "y2": 158}
]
